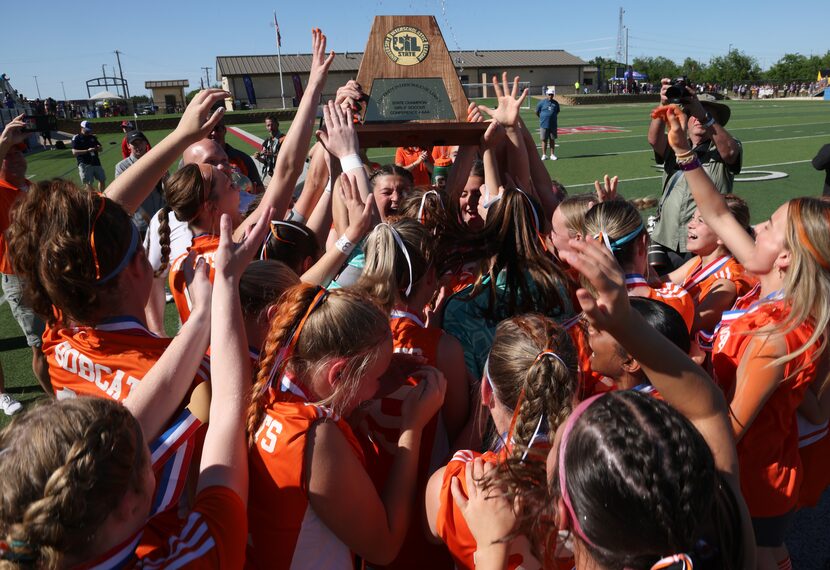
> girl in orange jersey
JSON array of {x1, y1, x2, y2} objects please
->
[
  {"x1": 352, "y1": 219, "x2": 470, "y2": 570},
  {"x1": 454, "y1": 237, "x2": 752, "y2": 570},
  {"x1": 582, "y1": 200, "x2": 696, "y2": 332},
  {"x1": 425, "y1": 314, "x2": 578, "y2": 570},
  {"x1": 245, "y1": 284, "x2": 446, "y2": 570},
  {"x1": 0, "y1": 213, "x2": 268, "y2": 568},
  {"x1": 665, "y1": 195, "x2": 757, "y2": 340},
  {"x1": 157, "y1": 29, "x2": 336, "y2": 323},
  {"x1": 660, "y1": 103, "x2": 830, "y2": 570}
]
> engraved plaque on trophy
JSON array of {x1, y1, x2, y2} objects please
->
[{"x1": 355, "y1": 16, "x2": 486, "y2": 147}]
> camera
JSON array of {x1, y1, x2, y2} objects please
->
[{"x1": 664, "y1": 76, "x2": 690, "y2": 104}]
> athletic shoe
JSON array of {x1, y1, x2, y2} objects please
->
[
  {"x1": 0, "y1": 393, "x2": 22, "y2": 416},
  {"x1": 165, "y1": 293, "x2": 174, "y2": 303},
  {"x1": 550, "y1": 155, "x2": 558, "y2": 161},
  {"x1": 541, "y1": 155, "x2": 548, "y2": 161}
]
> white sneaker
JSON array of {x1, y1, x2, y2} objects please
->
[
  {"x1": 541, "y1": 155, "x2": 548, "y2": 161},
  {"x1": 550, "y1": 155, "x2": 558, "y2": 161},
  {"x1": 0, "y1": 393, "x2": 22, "y2": 416},
  {"x1": 165, "y1": 293, "x2": 174, "y2": 303}
]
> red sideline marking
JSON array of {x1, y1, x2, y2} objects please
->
[
  {"x1": 226, "y1": 126, "x2": 263, "y2": 150},
  {"x1": 558, "y1": 125, "x2": 625, "y2": 135}
]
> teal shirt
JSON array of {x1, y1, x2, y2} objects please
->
[{"x1": 443, "y1": 271, "x2": 573, "y2": 380}]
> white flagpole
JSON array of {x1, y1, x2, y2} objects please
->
[{"x1": 274, "y1": 11, "x2": 286, "y2": 109}]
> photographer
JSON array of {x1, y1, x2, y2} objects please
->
[
  {"x1": 647, "y1": 77, "x2": 742, "y2": 273},
  {"x1": 255, "y1": 114, "x2": 285, "y2": 180}
]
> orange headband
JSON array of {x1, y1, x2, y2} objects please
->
[{"x1": 793, "y1": 200, "x2": 830, "y2": 271}]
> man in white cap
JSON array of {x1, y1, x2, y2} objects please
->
[
  {"x1": 71, "y1": 120, "x2": 105, "y2": 191},
  {"x1": 535, "y1": 87, "x2": 560, "y2": 160}
]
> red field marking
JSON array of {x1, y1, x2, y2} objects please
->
[{"x1": 558, "y1": 125, "x2": 626, "y2": 135}]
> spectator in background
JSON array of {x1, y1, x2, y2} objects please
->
[
  {"x1": 812, "y1": 143, "x2": 830, "y2": 196},
  {"x1": 254, "y1": 114, "x2": 285, "y2": 180},
  {"x1": 647, "y1": 82, "x2": 741, "y2": 273},
  {"x1": 395, "y1": 145, "x2": 433, "y2": 187},
  {"x1": 71, "y1": 120, "x2": 105, "y2": 192},
  {"x1": 207, "y1": 117, "x2": 264, "y2": 194},
  {"x1": 119, "y1": 120, "x2": 151, "y2": 158},
  {"x1": 114, "y1": 131, "x2": 165, "y2": 238},
  {"x1": 536, "y1": 87, "x2": 560, "y2": 160}
]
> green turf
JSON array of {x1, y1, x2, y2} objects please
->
[{"x1": 3, "y1": 98, "x2": 827, "y2": 424}]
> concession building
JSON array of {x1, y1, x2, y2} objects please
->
[{"x1": 216, "y1": 50, "x2": 588, "y2": 109}]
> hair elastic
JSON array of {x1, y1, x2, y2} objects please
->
[
  {"x1": 649, "y1": 553, "x2": 694, "y2": 570},
  {"x1": 595, "y1": 223, "x2": 644, "y2": 253},
  {"x1": 90, "y1": 195, "x2": 139, "y2": 284},
  {"x1": 417, "y1": 190, "x2": 442, "y2": 224},
  {"x1": 534, "y1": 350, "x2": 566, "y2": 367},
  {"x1": 261, "y1": 220, "x2": 312, "y2": 260},
  {"x1": 793, "y1": 200, "x2": 830, "y2": 271},
  {"x1": 380, "y1": 223, "x2": 414, "y2": 296},
  {"x1": 558, "y1": 393, "x2": 604, "y2": 548},
  {"x1": 260, "y1": 287, "x2": 329, "y2": 397},
  {"x1": 514, "y1": 187, "x2": 540, "y2": 232}
]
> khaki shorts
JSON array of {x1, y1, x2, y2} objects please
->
[
  {"x1": 79, "y1": 163, "x2": 106, "y2": 185},
  {"x1": 2, "y1": 273, "x2": 44, "y2": 348}
]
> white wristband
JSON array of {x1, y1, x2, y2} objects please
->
[
  {"x1": 339, "y1": 154, "x2": 363, "y2": 173},
  {"x1": 335, "y1": 235, "x2": 355, "y2": 256},
  {"x1": 286, "y1": 208, "x2": 306, "y2": 225},
  {"x1": 324, "y1": 177, "x2": 332, "y2": 194}
]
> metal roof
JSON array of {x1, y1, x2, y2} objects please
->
[
  {"x1": 145, "y1": 80, "x2": 190, "y2": 88},
  {"x1": 216, "y1": 50, "x2": 586, "y2": 78}
]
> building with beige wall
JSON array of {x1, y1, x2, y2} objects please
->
[
  {"x1": 216, "y1": 50, "x2": 587, "y2": 110},
  {"x1": 145, "y1": 80, "x2": 189, "y2": 113}
]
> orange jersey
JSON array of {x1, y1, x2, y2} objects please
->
[
  {"x1": 247, "y1": 376, "x2": 365, "y2": 570},
  {"x1": 78, "y1": 486, "x2": 247, "y2": 569},
  {"x1": 712, "y1": 300, "x2": 819, "y2": 517},
  {"x1": 625, "y1": 274, "x2": 695, "y2": 332},
  {"x1": 350, "y1": 310, "x2": 453, "y2": 570},
  {"x1": 699, "y1": 283, "x2": 761, "y2": 355},
  {"x1": 42, "y1": 317, "x2": 209, "y2": 401},
  {"x1": 0, "y1": 178, "x2": 26, "y2": 274},
  {"x1": 395, "y1": 146, "x2": 433, "y2": 187},
  {"x1": 169, "y1": 234, "x2": 220, "y2": 323},
  {"x1": 437, "y1": 448, "x2": 543, "y2": 570},
  {"x1": 681, "y1": 255, "x2": 756, "y2": 304},
  {"x1": 432, "y1": 145, "x2": 454, "y2": 167}
]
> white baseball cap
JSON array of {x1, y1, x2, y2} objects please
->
[
  {"x1": 545, "y1": 88, "x2": 555, "y2": 95},
  {"x1": 80, "y1": 120, "x2": 93, "y2": 132}
]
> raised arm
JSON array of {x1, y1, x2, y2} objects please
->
[
  {"x1": 480, "y1": 74, "x2": 531, "y2": 192},
  {"x1": 659, "y1": 105, "x2": 756, "y2": 265},
  {"x1": 238, "y1": 28, "x2": 335, "y2": 237},
  {"x1": 562, "y1": 237, "x2": 738, "y2": 476},
  {"x1": 196, "y1": 208, "x2": 272, "y2": 500},
  {"x1": 0, "y1": 115, "x2": 27, "y2": 164},
  {"x1": 104, "y1": 89, "x2": 229, "y2": 214},
  {"x1": 647, "y1": 79, "x2": 671, "y2": 159},
  {"x1": 123, "y1": 252, "x2": 212, "y2": 441}
]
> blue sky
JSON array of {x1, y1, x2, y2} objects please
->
[{"x1": 2, "y1": 0, "x2": 826, "y2": 100}]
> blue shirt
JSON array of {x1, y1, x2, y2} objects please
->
[{"x1": 536, "y1": 99, "x2": 560, "y2": 130}]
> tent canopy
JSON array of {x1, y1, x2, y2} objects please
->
[{"x1": 89, "y1": 90, "x2": 123, "y2": 100}]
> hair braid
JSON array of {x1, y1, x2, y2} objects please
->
[{"x1": 155, "y1": 205, "x2": 173, "y2": 277}]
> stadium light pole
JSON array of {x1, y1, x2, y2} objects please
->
[
  {"x1": 60, "y1": 81, "x2": 67, "y2": 101},
  {"x1": 33, "y1": 76, "x2": 41, "y2": 98}
]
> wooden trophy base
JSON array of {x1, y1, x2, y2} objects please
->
[{"x1": 356, "y1": 122, "x2": 486, "y2": 148}]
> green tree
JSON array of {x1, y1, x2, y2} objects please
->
[
  {"x1": 129, "y1": 95, "x2": 150, "y2": 104},
  {"x1": 707, "y1": 49, "x2": 761, "y2": 84},
  {"x1": 186, "y1": 89, "x2": 201, "y2": 103},
  {"x1": 680, "y1": 58, "x2": 707, "y2": 83},
  {"x1": 631, "y1": 56, "x2": 680, "y2": 82}
]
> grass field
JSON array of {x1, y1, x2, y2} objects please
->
[{"x1": 2, "y1": 98, "x2": 828, "y2": 426}]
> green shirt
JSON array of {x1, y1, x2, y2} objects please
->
[{"x1": 651, "y1": 140, "x2": 742, "y2": 253}]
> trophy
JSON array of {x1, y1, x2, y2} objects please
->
[{"x1": 355, "y1": 15, "x2": 487, "y2": 148}]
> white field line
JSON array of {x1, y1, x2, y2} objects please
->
[{"x1": 567, "y1": 159, "x2": 813, "y2": 188}]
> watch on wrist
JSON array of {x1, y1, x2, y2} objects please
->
[{"x1": 701, "y1": 113, "x2": 716, "y2": 129}]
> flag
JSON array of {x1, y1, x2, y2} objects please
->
[{"x1": 274, "y1": 11, "x2": 282, "y2": 48}]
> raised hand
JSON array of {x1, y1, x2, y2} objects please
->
[
  {"x1": 176, "y1": 89, "x2": 230, "y2": 143},
  {"x1": 339, "y1": 172, "x2": 374, "y2": 241},
  {"x1": 401, "y1": 366, "x2": 447, "y2": 430},
  {"x1": 317, "y1": 100, "x2": 359, "y2": 158},
  {"x1": 182, "y1": 251, "x2": 212, "y2": 313},
  {"x1": 309, "y1": 28, "x2": 336, "y2": 84},
  {"x1": 0, "y1": 114, "x2": 28, "y2": 150},
  {"x1": 559, "y1": 236, "x2": 631, "y2": 334},
  {"x1": 480, "y1": 72, "x2": 528, "y2": 127},
  {"x1": 335, "y1": 79, "x2": 365, "y2": 117},
  {"x1": 594, "y1": 174, "x2": 619, "y2": 202},
  {"x1": 214, "y1": 207, "x2": 273, "y2": 282},
  {"x1": 467, "y1": 101, "x2": 485, "y2": 123},
  {"x1": 652, "y1": 104, "x2": 691, "y2": 154},
  {"x1": 481, "y1": 119, "x2": 506, "y2": 150}
]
